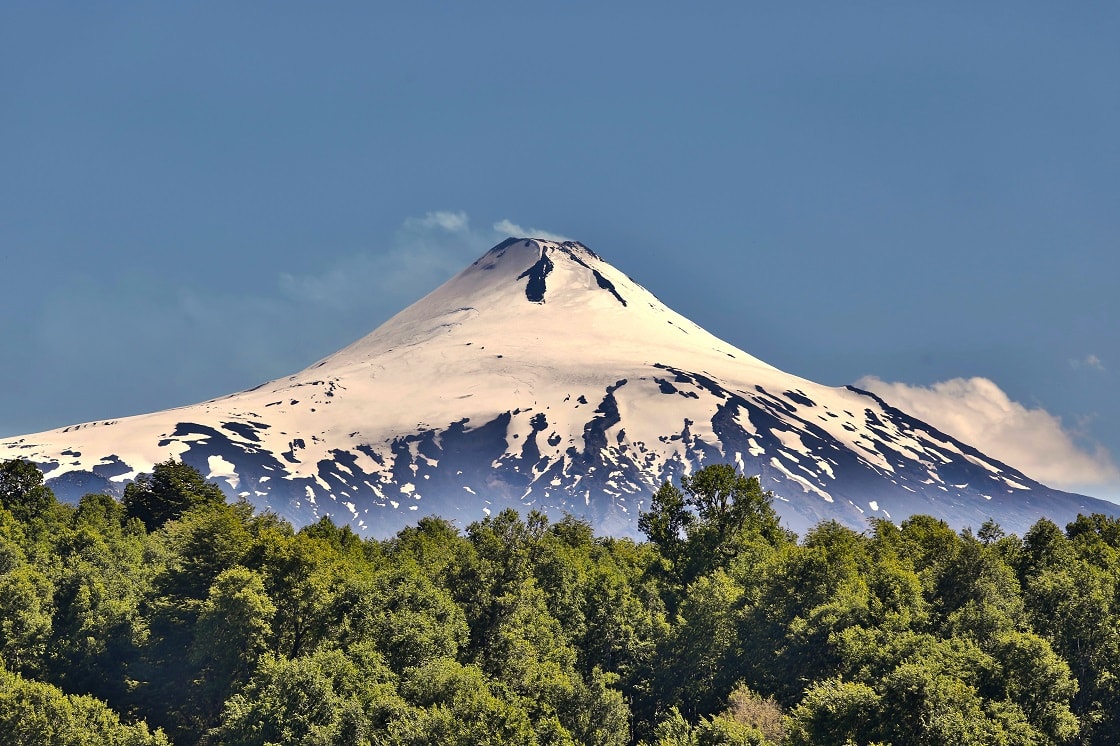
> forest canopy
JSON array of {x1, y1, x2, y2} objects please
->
[{"x1": 2, "y1": 457, "x2": 1119, "y2": 745}]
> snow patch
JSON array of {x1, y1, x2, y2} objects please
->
[{"x1": 207, "y1": 455, "x2": 240, "y2": 490}]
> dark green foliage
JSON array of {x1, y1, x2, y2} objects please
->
[
  {"x1": 207, "y1": 645, "x2": 404, "y2": 745},
  {"x1": 639, "y1": 482, "x2": 692, "y2": 574},
  {"x1": 2, "y1": 457, "x2": 1119, "y2": 744},
  {"x1": 0, "y1": 459, "x2": 55, "y2": 524},
  {"x1": 0, "y1": 550, "x2": 52, "y2": 676},
  {"x1": 397, "y1": 658, "x2": 538, "y2": 745},
  {"x1": 0, "y1": 664, "x2": 170, "y2": 745},
  {"x1": 187, "y1": 566, "x2": 276, "y2": 726},
  {"x1": 785, "y1": 677, "x2": 880, "y2": 746},
  {"x1": 123, "y1": 459, "x2": 226, "y2": 531},
  {"x1": 333, "y1": 563, "x2": 468, "y2": 672},
  {"x1": 639, "y1": 465, "x2": 791, "y2": 589}
]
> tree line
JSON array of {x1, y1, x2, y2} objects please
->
[{"x1": 2, "y1": 457, "x2": 1120, "y2": 745}]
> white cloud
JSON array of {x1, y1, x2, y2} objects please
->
[
  {"x1": 405, "y1": 210, "x2": 471, "y2": 234},
  {"x1": 278, "y1": 210, "x2": 543, "y2": 312},
  {"x1": 857, "y1": 375, "x2": 1120, "y2": 495},
  {"x1": 277, "y1": 239, "x2": 472, "y2": 311},
  {"x1": 1071, "y1": 354, "x2": 1105, "y2": 371},
  {"x1": 492, "y1": 219, "x2": 571, "y2": 243}
]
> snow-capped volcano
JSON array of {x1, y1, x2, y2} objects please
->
[{"x1": 2, "y1": 238, "x2": 1113, "y2": 536}]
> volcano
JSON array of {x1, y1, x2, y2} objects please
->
[{"x1": 2, "y1": 238, "x2": 1114, "y2": 536}]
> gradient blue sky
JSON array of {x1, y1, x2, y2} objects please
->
[{"x1": 3, "y1": 3, "x2": 1118, "y2": 502}]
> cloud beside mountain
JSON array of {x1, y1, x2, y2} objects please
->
[{"x1": 857, "y1": 375, "x2": 1120, "y2": 498}]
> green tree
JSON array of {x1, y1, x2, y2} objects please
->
[
  {"x1": 743, "y1": 522, "x2": 871, "y2": 704},
  {"x1": 481, "y1": 576, "x2": 585, "y2": 740},
  {"x1": 134, "y1": 500, "x2": 257, "y2": 739},
  {"x1": 187, "y1": 566, "x2": 277, "y2": 730},
  {"x1": 153, "y1": 499, "x2": 254, "y2": 602},
  {"x1": 988, "y1": 630, "x2": 1079, "y2": 742},
  {"x1": 123, "y1": 459, "x2": 226, "y2": 532},
  {"x1": 46, "y1": 500, "x2": 150, "y2": 712},
  {"x1": 661, "y1": 570, "x2": 744, "y2": 717},
  {"x1": 334, "y1": 562, "x2": 468, "y2": 673},
  {"x1": 680, "y1": 466, "x2": 782, "y2": 554},
  {"x1": 1023, "y1": 553, "x2": 1120, "y2": 744},
  {"x1": 786, "y1": 677, "x2": 882, "y2": 746},
  {"x1": 0, "y1": 549, "x2": 53, "y2": 676},
  {"x1": 640, "y1": 464, "x2": 790, "y2": 588},
  {"x1": 579, "y1": 554, "x2": 664, "y2": 684},
  {"x1": 639, "y1": 482, "x2": 693, "y2": 579},
  {"x1": 396, "y1": 658, "x2": 538, "y2": 745},
  {"x1": 831, "y1": 629, "x2": 1068, "y2": 745},
  {"x1": 209, "y1": 646, "x2": 404, "y2": 746},
  {"x1": 459, "y1": 511, "x2": 631, "y2": 745},
  {"x1": 0, "y1": 459, "x2": 55, "y2": 524},
  {"x1": 0, "y1": 664, "x2": 170, "y2": 745},
  {"x1": 977, "y1": 518, "x2": 1006, "y2": 546},
  {"x1": 256, "y1": 529, "x2": 349, "y2": 659},
  {"x1": 388, "y1": 515, "x2": 468, "y2": 589}
]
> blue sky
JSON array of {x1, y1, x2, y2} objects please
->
[{"x1": 2, "y1": 3, "x2": 1118, "y2": 502}]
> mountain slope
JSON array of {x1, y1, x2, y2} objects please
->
[{"x1": 2, "y1": 238, "x2": 1114, "y2": 536}]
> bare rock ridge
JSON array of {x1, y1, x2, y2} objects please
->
[{"x1": 2, "y1": 237, "x2": 1115, "y2": 537}]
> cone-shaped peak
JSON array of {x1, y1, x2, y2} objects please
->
[
  {"x1": 458, "y1": 237, "x2": 623, "y2": 306},
  {"x1": 310, "y1": 237, "x2": 775, "y2": 374}
]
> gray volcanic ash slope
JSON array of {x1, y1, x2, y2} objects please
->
[{"x1": 2, "y1": 238, "x2": 1114, "y2": 536}]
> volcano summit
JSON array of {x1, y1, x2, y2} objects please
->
[{"x1": 2, "y1": 238, "x2": 1113, "y2": 536}]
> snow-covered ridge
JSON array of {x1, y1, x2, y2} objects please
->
[{"x1": 2, "y1": 238, "x2": 1112, "y2": 536}]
